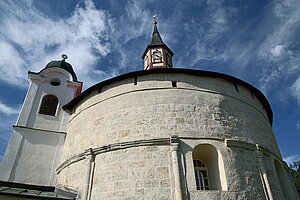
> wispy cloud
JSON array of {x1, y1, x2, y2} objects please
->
[
  {"x1": 177, "y1": 0, "x2": 300, "y2": 105},
  {"x1": 284, "y1": 154, "x2": 300, "y2": 166},
  {"x1": 255, "y1": 0, "x2": 300, "y2": 93},
  {"x1": 291, "y1": 77, "x2": 300, "y2": 104},
  {"x1": 0, "y1": 101, "x2": 20, "y2": 116},
  {"x1": 0, "y1": 40, "x2": 28, "y2": 86},
  {"x1": 0, "y1": 100, "x2": 19, "y2": 161},
  {"x1": 163, "y1": 0, "x2": 236, "y2": 68},
  {"x1": 0, "y1": 0, "x2": 112, "y2": 89},
  {"x1": 0, "y1": 0, "x2": 168, "y2": 88},
  {"x1": 1, "y1": 0, "x2": 299, "y2": 101},
  {"x1": 192, "y1": 0, "x2": 235, "y2": 63},
  {"x1": 106, "y1": 0, "x2": 153, "y2": 72}
]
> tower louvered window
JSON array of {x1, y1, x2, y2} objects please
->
[
  {"x1": 39, "y1": 95, "x2": 58, "y2": 116},
  {"x1": 193, "y1": 159, "x2": 210, "y2": 190}
]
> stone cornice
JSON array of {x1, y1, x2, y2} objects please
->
[
  {"x1": 13, "y1": 125, "x2": 67, "y2": 135},
  {"x1": 56, "y1": 137, "x2": 282, "y2": 174}
]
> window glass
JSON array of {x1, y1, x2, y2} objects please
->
[
  {"x1": 39, "y1": 95, "x2": 58, "y2": 116},
  {"x1": 192, "y1": 144, "x2": 227, "y2": 190},
  {"x1": 50, "y1": 78, "x2": 61, "y2": 86},
  {"x1": 193, "y1": 159, "x2": 210, "y2": 190}
]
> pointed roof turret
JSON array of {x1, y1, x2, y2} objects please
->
[
  {"x1": 151, "y1": 21, "x2": 164, "y2": 45},
  {"x1": 142, "y1": 17, "x2": 174, "y2": 60}
]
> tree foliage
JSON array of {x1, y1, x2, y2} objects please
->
[{"x1": 290, "y1": 161, "x2": 300, "y2": 197}]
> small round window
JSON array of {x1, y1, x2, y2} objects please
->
[{"x1": 50, "y1": 78, "x2": 61, "y2": 86}]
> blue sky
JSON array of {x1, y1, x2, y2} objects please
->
[{"x1": 0, "y1": 0, "x2": 299, "y2": 164}]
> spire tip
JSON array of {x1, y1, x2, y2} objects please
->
[
  {"x1": 62, "y1": 54, "x2": 68, "y2": 61},
  {"x1": 152, "y1": 14, "x2": 158, "y2": 25}
]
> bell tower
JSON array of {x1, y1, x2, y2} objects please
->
[
  {"x1": 142, "y1": 16, "x2": 174, "y2": 70},
  {"x1": 0, "y1": 55, "x2": 82, "y2": 186}
]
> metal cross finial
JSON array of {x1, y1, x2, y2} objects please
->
[
  {"x1": 62, "y1": 54, "x2": 68, "y2": 61},
  {"x1": 153, "y1": 14, "x2": 158, "y2": 25}
]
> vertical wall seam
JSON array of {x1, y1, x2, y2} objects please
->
[
  {"x1": 256, "y1": 144, "x2": 274, "y2": 200},
  {"x1": 17, "y1": 81, "x2": 33, "y2": 125},
  {"x1": 82, "y1": 148, "x2": 95, "y2": 200},
  {"x1": 48, "y1": 135, "x2": 60, "y2": 185},
  {"x1": 170, "y1": 136, "x2": 183, "y2": 200},
  {"x1": 8, "y1": 133, "x2": 25, "y2": 181},
  {"x1": 88, "y1": 161, "x2": 95, "y2": 200}
]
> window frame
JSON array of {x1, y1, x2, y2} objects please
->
[
  {"x1": 193, "y1": 159, "x2": 210, "y2": 190},
  {"x1": 38, "y1": 94, "x2": 59, "y2": 116}
]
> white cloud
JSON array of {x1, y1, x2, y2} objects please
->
[
  {"x1": 205, "y1": 0, "x2": 235, "y2": 40},
  {"x1": 291, "y1": 77, "x2": 300, "y2": 103},
  {"x1": 0, "y1": 0, "x2": 167, "y2": 88},
  {"x1": 1, "y1": 0, "x2": 299, "y2": 96},
  {"x1": 174, "y1": 0, "x2": 235, "y2": 67},
  {"x1": 121, "y1": 1, "x2": 151, "y2": 43},
  {"x1": 0, "y1": 40, "x2": 28, "y2": 86},
  {"x1": 107, "y1": 0, "x2": 153, "y2": 70},
  {"x1": 284, "y1": 154, "x2": 300, "y2": 166},
  {"x1": 0, "y1": 100, "x2": 19, "y2": 159},
  {"x1": 0, "y1": 0, "x2": 113, "y2": 89},
  {"x1": 0, "y1": 111, "x2": 18, "y2": 162},
  {"x1": 256, "y1": 0, "x2": 300, "y2": 92},
  {"x1": 270, "y1": 45, "x2": 285, "y2": 57},
  {"x1": 297, "y1": 120, "x2": 300, "y2": 131},
  {"x1": 0, "y1": 101, "x2": 20, "y2": 116}
]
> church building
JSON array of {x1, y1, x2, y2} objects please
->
[{"x1": 0, "y1": 19, "x2": 298, "y2": 200}]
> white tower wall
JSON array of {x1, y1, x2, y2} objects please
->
[{"x1": 0, "y1": 64, "x2": 82, "y2": 186}]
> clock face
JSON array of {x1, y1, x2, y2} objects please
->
[{"x1": 152, "y1": 50, "x2": 162, "y2": 60}]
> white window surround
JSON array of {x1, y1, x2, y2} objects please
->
[
  {"x1": 192, "y1": 143, "x2": 227, "y2": 191},
  {"x1": 39, "y1": 95, "x2": 59, "y2": 116}
]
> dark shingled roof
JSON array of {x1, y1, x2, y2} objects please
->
[
  {"x1": 62, "y1": 68, "x2": 273, "y2": 125},
  {"x1": 42, "y1": 60, "x2": 78, "y2": 81},
  {"x1": 0, "y1": 181, "x2": 76, "y2": 200},
  {"x1": 142, "y1": 23, "x2": 174, "y2": 59},
  {"x1": 151, "y1": 24, "x2": 164, "y2": 45}
]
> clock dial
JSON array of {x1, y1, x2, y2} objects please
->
[{"x1": 152, "y1": 50, "x2": 162, "y2": 60}]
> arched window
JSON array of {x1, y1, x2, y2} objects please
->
[
  {"x1": 39, "y1": 95, "x2": 58, "y2": 116},
  {"x1": 193, "y1": 159, "x2": 209, "y2": 190},
  {"x1": 192, "y1": 144, "x2": 227, "y2": 191}
]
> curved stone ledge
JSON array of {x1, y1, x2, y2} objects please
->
[
  {"x1": 56, "y1": 137, "x2": 170, "y2": 173},
  {"x1": 224, "y1": 139, "x2": 280, "y2": 160},
  {"x1": 56, "y1": 136, "x2": 281, "y2": 174}
]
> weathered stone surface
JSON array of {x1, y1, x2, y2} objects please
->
[{"x1": 56, "y1": 73, "x2": 298, "y2": 199}]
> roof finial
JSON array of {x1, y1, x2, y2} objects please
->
[
  {"x1": 152, "y1": 14, "x2": 158, "y2": 25},
  {"x1": 62, "y1": 54, "x2": 68, "y2": 61}
]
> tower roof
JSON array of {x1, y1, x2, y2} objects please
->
[
  {"x1": 41, "y1": 55, "x2": 78, "y2": 81},
  {"x1": 142, "y1": 20, "x2": 174, "y2": 59},
  {"x1": 150, "y1": 23, "x2": 164, "y2": 45}
]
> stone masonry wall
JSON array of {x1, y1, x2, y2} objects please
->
[
  {"x1": 61, "y1": 74, "x2": 279, "y2": 159},
  {"x1": 56, "y1": 73, "x2": 296, "y2": 200},
  {"x1": 91, "y1": 146, "x2": 173, "y2": 200}
]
